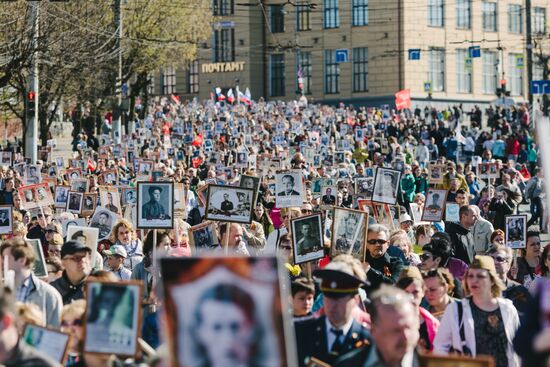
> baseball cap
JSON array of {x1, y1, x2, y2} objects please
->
[
  {"x1": 61, "y1": 240, "x2": 92, "y2": 258},
  {"x1": 104, "y1": 245, "x2": 127, "y2": 258}
]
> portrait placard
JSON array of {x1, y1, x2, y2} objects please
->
[
  {"x1": 319, "y1": 185, "x2": 337, "y2": 207},
  {"x1": 54, "y1": 185, "x2": 70, "y2": 209},
  {"x1": 99, "y1": 187, "x2": 122, "y2": 215},
  {"x1": 419, "y1": 353, "x2": 495, "y2": 367},
  {"x1": 290, "y1": 213, "x2": 324, "y2": 264},
  {"x1": 89, "y1": 207, "x2": 118, "y2": 240},
  {"x1": 81, "y1": 193, "x2": 97, "y2": 217},
  {"x1": 22, "y1": 324, "x2": 70, "y2": 363},
  {"x1": 160, "y1": 257, "x2": 296, "y2": 367},
  {"x1": 478, "y1": 163, "x2": 490, "y2": 179},
  {"x1": 239, "y1": 175, "x2": 260, "y2": 206},
  {"x1": 505, "y1": 214, "x2": 527, "y2": 249},
  {"x1": 355, "y1": 177, "x2": 374, "y2": 199},
  {"x1": 428, "y1": 164, "x2": 445, "y2": 184},
  {"x1": 18, "y1": 183, "x2": 54, "y2": 210},
  {"x1": 61, "y1": 218, "x2": 86, "y2": 236},
  {"x1": 421, "y1": 189, "x2": 447, "y2": 222},
  {"x1": 372, "y1": 167, "x2": 401, "y2": 205},
  {"x1": 66, "y1": 226, "x2": 99, "y2": 262},
  {"x1": 0, "y1": 151, "x2": 12, "y2": 166},
  {"x1": 189, "y1": 221, "x2": 218, "y2": 253},
  {"x1": 275, "y1": 170, "x2": 304, "y2": 208},
  {"x1": 0, "y1": 205, "x2": 12, "y2": 235},
  {"x1": 28, "y1": 238, "x2": 47, "y2": 277},
  {"x1": 205, "y1": 185, "x2": 254, "y2": 224},
  {"x1": 137, "y1": 182, "x2": 174, "y2": 229},
  {"x1": 24, "y1": 164, "x2": 43, "y2": 185},
  {"x1": 66, "y1": 191, "x2": 83, "y2": 214},
  {"x1": 331, "y1": 207, "x2": 368, "y2": 261},
  {"x1": 357, "y1": 199, "x2": 377, "y2": 217},
  {"x1": 445, "y1": 203, "x2": 460, "y2": 222},
  {"x1": 65, "y1": 168, "x2": 82, "y2": 182},
  {"x1": 83, "y1": 280, "x2": 142, "y2": 357},
  {"x1": 121, "y1": 187, "x2": 137, "y2": 206}
]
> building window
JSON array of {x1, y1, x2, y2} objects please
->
[
  {"x1": 296, "y1": 52, "x2": 312, "y2": 95},
  {"x1": 428, "y1": 48, "x2": 445, "y2": 92},
  {"x1": 533, "y1": 7, "x2": 546, "y2": 34},
  {"x1": 188, "y1": 60, "x2": 199, "y2": 94},
  {"x1": 456, "y1": 49, "x2": 472, "y2": 93},
  {"x1": 297, "y1": 2, "x2": 311, "y2": 31},
  {"x1": 270, "y1": 54, "x2": 285, "y2": 97},
  {"x1": 482, "y1": 51, "x2": 498, "y2": 94},
  {"x1": 213, "y1": 0, "x2": 234, "y2": 16},
  {"x1": 213, "y1": 28, "x2": 235, "y2": 62},
  {"x1": 428, "y1": 0, "x2": 444, "y2": 27},
  {"x1": 456, "y1": 0, "x2": 470, "y2": 29},
  {"x1": 508, "y1": 54, "x2": 523, "y2": 96},
  {"x1": 352, "y1": 47, "x2": 368, "y2": 92},
  {"x1": 508, "y1": 4, "x2": 523, "y2": 34},
  {"x1": 352, "y1": 0, "x2": 368, "y2": 26},
  {"x1": 162, "y1": 66, "x2": 176, "y2": 95},
  {"x1": 270, "y1": 5, "x2": 285, "y2": 33},
  {"x1": 324, "y1": 0, "x2": 339, "y2": 29},
  {"x1": 324, "y1": 50, "x2": 340, "y2": 94},
  {"x1": 482, "y1": 2, "x2": 497, "y2": 31}
]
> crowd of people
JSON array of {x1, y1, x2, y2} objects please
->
[{"x1": 0, "y1": 96, "x2": 548, "y2": 367}]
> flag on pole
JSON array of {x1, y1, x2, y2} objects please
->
[
  {"x1": 170, "y1": 94, "x2": 181, "y2": 106},
  {"x1": 227, "y1": 88, "x2": 235, "y2": 103},
  {"x1": 238, "y1": 88, "x2": 251, "y2": 105},
  {"x1": 215, "y1": 87, "x2": 226, "y2": 101}
]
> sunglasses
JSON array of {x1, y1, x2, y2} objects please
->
[
  {"x1": 61, "y1": 319, "x2": 82, "y2": 327},
  {"x1": 367, "y1": 239, "x2": 387, "y2": 245},
  {"x1": 420, "y1": 253, "x2": 432, "y2": 261},
  {"x1": 493, "y1": 256, "x2": 510, "y2": 263}
]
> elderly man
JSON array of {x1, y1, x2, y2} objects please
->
[
  {"x1": 470, "y1": 205, "x2": 494, "y2": 254},
  {"x1": 365, "y1": 224, "x2": 404, "y2": 291},
  {"x1": 335, "y1": 286, "x2": 420, "y2": 367},
  {"x1": 295, "y1": 261, "x2": 371, "y2": 367},
  {"x1": 0, "y1": 239, "x2": 63, "y2": 328}
]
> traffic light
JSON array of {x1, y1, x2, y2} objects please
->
[
  {"x1": 26, "y1": 90, "x2": 36, "y2": 116},
  {"x1": 496, "y1": 80, "x2": 511, "y2": 98}
]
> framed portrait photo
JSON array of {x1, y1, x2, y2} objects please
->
[
  {"x1": 275, "y1": 170, "x2": 305, "y2": 208},
  {"x1": 81, "y1": 193, "x2": 97, "y2": 217},
  {"x1": 505, "y1": 214, "x2": 527, "y2": 249},
  {"x1": 189, "y1": 221, "x2": 218, "y2": 253},
  {"x1": 331, "y1": 207, "x2": 368, "y2": 261},
  {"x1": 66, "y1": 191, "x2": 83, "y2": 214},
  {"x1": 121, "y1": 187, "x2": 137, "y2": 206},
  {"x1": 428, "y1": 164, "x2": 445, "y2": 184},
  {"x1": 89, "y1": 207, "x2": 117, "y2": 240},
  {"x1": 205, "y1": 184, "x2": 254, "y2": 224},
  {"x1": 70, "y1": 178, "x2": 88, "y2": 193},
  {"x1": 137, "y1": 182, "x2": 174, "y2": 229},
  {"x1": 355, "y1": 177, "x2": 374, "y2": 199},
  {"x1": 28, "y1": 238, "x2": 47, "y2": 277},
  {"x1": 99, "y1": 187, "x2": 122, "y2": 216},
  {"x1": 66, "y1": 226, "x2": 99, "y2": 263},
  {"x1": 160, "y1": 257, "x2": 296, "y2": 367},
  {"x1": 421, "y1": 189, "x2": 447, "y2": 222},
  {"x1": 445, "y1": 203, "x2": 460, "y2": 222},
  {"x1": 478, "y1": 163, "x2": 490, "y2": 179},
  {"x1": 291, "y1": 213, "x2": 324, "y2": 264},
  {"x1": 372, "y1": 167, "x2": 401, "y2": 205},
  {"x1": 0, "y1": 205, "x2": 12, "y2": 235},
  {"x1": 419, "y1": 353, "x2": 495, "y2": 367},
  {"x1": 239, "y1": 175, "x2": 260, "y2": 205},
  {"x1": 22, "y1": 324, "x2": 70, "y2": 364},
  {"x1": 83, "y1": 280, "x2": 143, "y2": 357}
]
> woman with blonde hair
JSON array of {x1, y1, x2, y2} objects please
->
[
  {"x1": 434, "y1": 256, "x2": 520, "y2": 367},
  {"x1": 61, "y1": 299, "x2": 86, "y2": 366},
  {"x1": 108, "y1": 218, "x2": 143, "y2": 271},
  {"x1": 16, "y1": 303, "x2": 44, "y2": 335}
]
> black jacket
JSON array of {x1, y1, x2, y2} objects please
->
[
  {"x1": 50, "y1": 272, "x2": 86, "y2": 305},
  {"x1": 445, "y1": 221, "x2": 474, "y2": 265},
  {"x1": 294, "y1": 316, "x2": 371, "y2": 367},
  {"x1": 365, "y1": 252, "x2": 404, "y2": 292}
]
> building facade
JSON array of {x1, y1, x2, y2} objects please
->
[{"x1": 151, "y1": 0, "x2": 548, "y2": 107}]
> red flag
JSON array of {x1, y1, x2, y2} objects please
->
[
  {"x1": 192, "y1": 157, "x2": 202, "y2": 168},
  {"x1": 171, "y1": 94, "x2": 181, "y2": 106},
  {"x1": 395, "y1": 89, "x2": 411, "y2": 110},
  {"x1": 87, "y1": 159, "x2": 96, "y2": 171}
]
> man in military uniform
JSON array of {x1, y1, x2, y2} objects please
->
[
  {"x1": 294, "y1": 261, "x2": 371, "y2": 367},
  {"x1": 142, "y1": 186, "x2": 169, "y2": 220},
  {"x1": 335, "y1": 214, "x2": 363, "y2": 255},
  {"x1": 296, "y1": 221, "x2": 322, "y2": 255}
]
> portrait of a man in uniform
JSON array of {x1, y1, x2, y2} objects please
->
[{"x1": 137, "y1": 182, "x2": 174, "y2": 229}]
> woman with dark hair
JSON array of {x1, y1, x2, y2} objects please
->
[
  {"x1": 252, "y1": 202, "x2": 274, "y2": 236},
  {"x1": 528, "y1": 243, "x2": 550, "y2": 292},
  {"x1": 191, "y1": 283, "x2": 260, "y2": 367},
  {"x1": 420, "y1": 237, "x2": 468, "y2": 282}
]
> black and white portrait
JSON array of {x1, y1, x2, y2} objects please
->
[
  {"x1": 290, "y1": 214, "x2": 324, "y2": 264},
  {"x1": 205, "y1": 185, "x2": 254, "y2": 224},
  {"x1": 66, "y1": 192, "x2": 83, "y2": 214},
  {"x1": 421, "y1": 189, "x2": 447, "y2": 222},
  {"x1": 320, "y1": 185, "x2": 337, "y2": 207},
  {"x1": 122, "y1": 188, "x2": 137, "y2": 206},
  {"x1": 505, "y1": 215, "x2": 527, "y2": 249},
  {"x1": 70, "y1": 178, "x2": 88, "y2": 193},
  {"x1": 24, "y1": 164, "x2": 42, "y2": 185},
  {"x1": 84, "y1": 281, "x2": 142, "y2": 357},
  {"x1": 90, "y1": 207, "x2": 118, "y2": 240},
  {"x1": 355, "y1": 177, "x2": 374, "y2": 199},
  {"x1": 190, "y1": 222, "x2": 218, "y2": 253},
  {"x1": 275, "y1": 170, "x2": 304, "y2": 208},
  {"x1": 99, "y1": 188, "x2": 121, "y2": 215},
  {"x1": 0, "y1": 206, "x2": 12, "y2": 235},
  {"x1": 239, "y1": 175, "x2": 260, "y2": 206},
  {"x1": 331, "y1": 208, "x2": 368, "y2": 261},
  {"x1": 445, "y1": 203, "x2": 460, "y2": 222},
  {"x1": 137, "y1": 182, "x2": 174, "y2": 229},
  {"x1": 372, "y1": 167, "x2": 401, "y2": 205},
  {"x1": 54, "y1": 186, "x2": 70, "y2": 208},
  {"x1": 0, "y1": 152, "x2": 11, "y2": 166},
  {"x1": 66, "y1": 226, "x2": 99, "y2": 262},
  {"x1": 82, "y1": 194, "x2": 97, "y2": 215}
]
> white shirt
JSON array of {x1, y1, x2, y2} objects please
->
[{"x1": 325, "y1": 316, "x2": 354, "y2": 352}]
